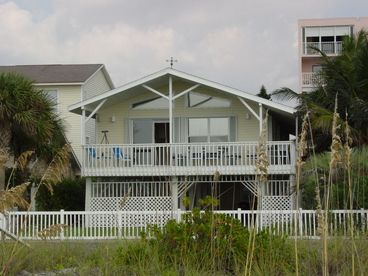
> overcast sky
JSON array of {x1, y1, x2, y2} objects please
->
[{"x1": 0, "y1": 0, "x2": 367, "y2": 94}]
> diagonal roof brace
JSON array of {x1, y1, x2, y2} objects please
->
[
  {"x1": 142, "y1": 84, "x2": 169, "y2": 100},
  {"x1": 238, "y1": 96, "x2": 260, "y2": 121},
  {"x1": 85, "y1": 99, "x2": 107, "y2": 123}
]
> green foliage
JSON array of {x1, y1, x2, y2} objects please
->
[
  {"x1": 257, "y1": 85, "x2": 271, "y2": 100},
  {"x1": 138, "y1": 205, "x2": 292, "y2": 274},
  {"x1": 0, "y1": 72, "x2": 65, "y2": 158},
  {"x1": 35, "y1": 178, "x2": 85, "y2": 211},
  {"x1": 302, "y1": 146, "x2": 368, "y2": 209},
  {"x1": 3, "y1": 238, "x2": 368, "y2": 275}
]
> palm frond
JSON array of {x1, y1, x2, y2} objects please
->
[
  {"x1": 271, "y1": 87, "x2": 300, "y2": 101},
  {"x1": 39, "y1": 144, "x2": 71, "y2": 193},
  {"x1": 0, "y1": 147, "x2": 9, "y2": 167},
  {"x1": 16, "y1": 150, "x2": 35, "y2": 171},
  {"x1": 0, "y1": 182, "x2": 30, "y2": 213}
]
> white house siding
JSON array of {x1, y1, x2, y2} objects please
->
[
  {"x1": 95, "y1": 83, "x2": 264, "y2": 144},
  {"x1": 38, "y1": 85, "x2": 83, "y2": 162},
  {"x1": 85, "y1": 118, "x2": 96, "y2": 144},
  {"x1": 83, "y1": 69, "x2": 112, "y2": 100}
]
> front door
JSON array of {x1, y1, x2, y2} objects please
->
[{"x1": 154, "y1": 122, "x2": 170, "y2": 165}]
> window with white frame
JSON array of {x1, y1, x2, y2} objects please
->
[{"x1": 188, "y1": 117, "x2": 229, "y2": 143}]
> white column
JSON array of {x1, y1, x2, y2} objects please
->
[
  {"x1": 85, "y1": 177, "x2": 92, "y2": 211},
  {"x1": 258, "y1": 103, "x2": 263, "y2": 135},
  {"x1": 81, "y1": 106, "x2": 86, "y2": 145},
  {"x1": 171, "y1": 177, "x2": 178, "y2": 211},
  {"x1": 169, "y1": 76, "x2": 173, "y2": 144},
  {"x1": 290, "y1": 175, "x2": 297, "y2": 209}
]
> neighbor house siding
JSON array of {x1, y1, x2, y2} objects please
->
[
  {"x1": 83, "y1": 69, "x2": 111, "y2": 100},
  {"x1": 38, "y1": 85, "x2": 83, "y2": 162},
  {"x1": 95, "y1": 84, "x2": 262, "y2": 144}
]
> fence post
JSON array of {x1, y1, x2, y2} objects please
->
[
  {"x1": 0, "y1": 213, "x2": 5, "y2": 240},
  {"x1": 361, "y1": 208, "x2": 365, "y2": 232},
  {"x1": 299, "y1": 208, "x2": 303, "y2": 237},
  {"x1": 118, "y1": 210, "x2": 122, "y2": 239},
  {"x1": 60, "y1": 209, "x2": 64, "y2": 240},
  {"x1": 237, "y1": 208, "x2": 241, "y2": 222},
  {"x1": 176, "y1": 209, "x2": 181, "y2": 223}
]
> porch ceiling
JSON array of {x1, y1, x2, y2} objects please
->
[{"x1": 69, "y1": 67, "x2": 295, "y2": 118}]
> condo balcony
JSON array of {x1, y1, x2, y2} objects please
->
[
  {"x1": 301, "y1": 72, "x2": 324, "y2": 88},
  {"x1": 81, "y1": 141, "x2": 295, "y2": 177},
  {"x1": 302, "y1": 41, "x2": 342, "y2": 56}
]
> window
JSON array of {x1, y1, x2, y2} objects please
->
[
  {"x1": 43, "y1": 90, "x2": 58, "y2": 111},
  {"x1": 132, "y1": 97, "x2": 169, "y2": 109},
  {"x1": 188, "y1": 117, "x2": 229, "y2": 143},
  {"x1": 187, "y1": 92, "x2": 231, "y2": 108},
  {"x1": 312, "y1": 65, "x2": 324, "y2": 73}
]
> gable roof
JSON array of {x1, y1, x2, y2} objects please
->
[
  {"x1": 0, "y1": 64, "x2": 113, "y2": 86},
  {"x1": 69, "y1": 67, "x2": 295, "y2": 116}
]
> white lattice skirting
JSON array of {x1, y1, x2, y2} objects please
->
[
  {"x1": 260, "y1": 195, "x2": 294, "y2": 225},
  {"x1": 90, "y1": 196, "x2": 172, "y2": 211},
  {"x1": 89, "y1": 196, "x2": 173, "y2": 227}
]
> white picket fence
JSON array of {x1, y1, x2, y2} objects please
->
[{"x1": 1, "y1": 209, "x2": 367, "y2": 240}]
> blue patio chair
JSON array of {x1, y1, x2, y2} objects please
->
[
  {"x1": 112, "y1": 147, "x2": 131, "y2": 162},
  {"x1": 88, "y1": 147, "x2": 97, "y2": 158}
]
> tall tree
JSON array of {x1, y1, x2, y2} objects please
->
[
  {"x1": 257, "y1": 85, "x2": 271, "y2": 100},
  {"x1": 0, "y1": 72, "x2": 65, "y2": 190}
]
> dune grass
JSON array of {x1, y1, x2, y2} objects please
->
[{"x1": 1, "y1": 238, "x2": 368, "y2": 275}]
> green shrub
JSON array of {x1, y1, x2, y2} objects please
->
[
  {"x1": 36, "y1": 178, "x2": 85, "y2": 211},
  {"x1": 123, "y1": 204, "x2": 293, "y2": 275}
]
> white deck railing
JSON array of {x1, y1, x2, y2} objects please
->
[
  {"x1": 303, "y1": 41, "x2": 342, "y2": 55},
  {"x1": 1, "y1": 209, "x2": 367, "y2": 240},
  {"x1": 82, "y1": 141, "x2": 295, "y2": 176},
  {"x1": 302, "y1": 72, "x2": 324, "y2": 87}
]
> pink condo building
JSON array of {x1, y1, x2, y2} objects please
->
[{"x1": 299, "y1": 17, "x2": 368, "y2": 92}]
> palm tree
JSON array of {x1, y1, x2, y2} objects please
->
[
  {"x1": 273, "y1": 30, "x2": 368, "y2": 149},
  {"x1": 0, "y1": 72, "x2": 65, "y2": 190}
]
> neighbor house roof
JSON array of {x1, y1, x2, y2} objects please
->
[
  {"x1": 0, "y1": 64, "x2": 114, "y2": 87},
  {"x1": 69, "y1": 67, "x2": 295, "y2": 116}
]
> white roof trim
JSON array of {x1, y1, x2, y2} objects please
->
[
  {"x1": 35, "y1": 82, "x2": 84, "y2": 86},
  {"x1": 68, "y1": 68, "x2": 295, "y2": 114}
]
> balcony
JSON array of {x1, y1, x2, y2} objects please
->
[
  {"x1": 302, "y1": 41, "x2": 342, "y2": 56},
  {"x1": 82, "y1": 141, "x2": 295, "y2": 177},
  {"x1": 302, "y1": 72, "x2": 324, "y2": 88}
]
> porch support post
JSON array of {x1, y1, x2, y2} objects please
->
[
  {"x1": 295, "y1": 116, "x2": 299, "y2": 149},
  {"x1": 81, "y1": 106, "x2": 86, "y2": 145},
  {"x1": 85, "y1": 177, "x2": 92, "y2": 211},
  {"x1": 259, "y1": 103, "x2": 263, "y2": 135},
  {"x1": 172, "y1": 177, "x2": 178, "y2": 211},
  {"x1": 169, "y1": 75, "x2": 173, "y2": 144},
  {"x1": 290, "y1": 175, "x2": 297, "y2": 209}
]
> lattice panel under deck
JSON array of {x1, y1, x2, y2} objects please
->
[
  {"x1": 261, "y1": 196, "x2": 292, "y2": 210},
  {"x1": 260, "y1": 195, "x2": 294, "y2": 225},
  {"x1": 90, "y1": 197, "x2": 172, "y2": 211},
  {"x1": 89, "y1": 197, "x2": 172, "y2": 227}
]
